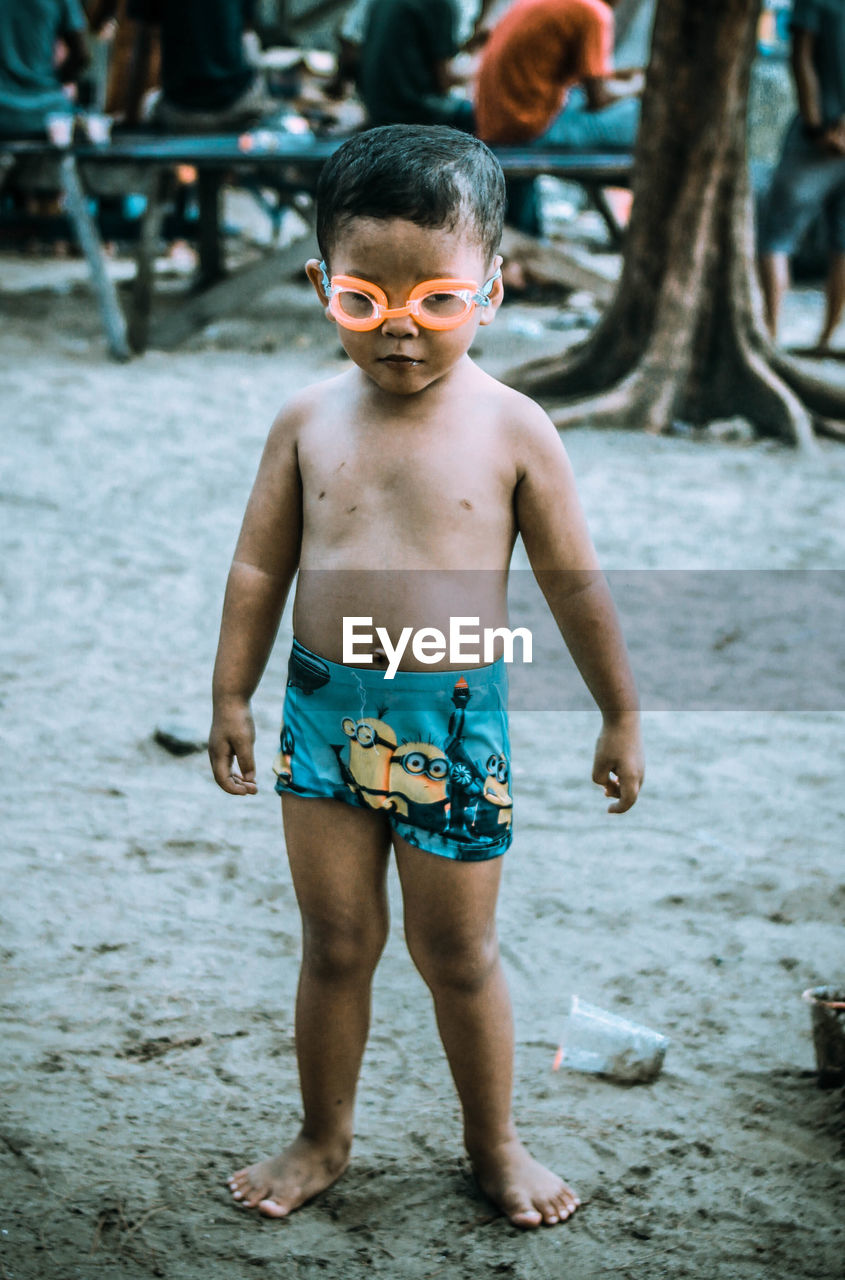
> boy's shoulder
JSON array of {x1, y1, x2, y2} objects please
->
[
  {"x1": 266, "y1": 370, "x2": 352, "y2": 439},
  {"x1": 474, "y1": 366, "x2": 569, "y2": 459}
]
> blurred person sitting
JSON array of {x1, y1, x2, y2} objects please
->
[
  {"x1": 356, "y1": 0, "x2": 478, "y2": 132},
  {"x1": 474, "y1": 0, "x2": 642, "y2": 236},
  {"x1": 758, "y1": 0, "x2": 845, "y2": 356},
  {"x1": 84, "y1": 0, "x2": 161, "y2": 121},
  {"x1": 0, "y1": 0, "x2": 90, "y2": 139},
  {"x1": 126, "y1": 0, "x2": 270, "y2": 130},
  {"x1": 330, "y1": 0, "x2": 490, "y2": 98}
]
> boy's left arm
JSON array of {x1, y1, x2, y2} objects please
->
[{"x1": 513, "y1": 406, "x2": 644, "y2": 813}]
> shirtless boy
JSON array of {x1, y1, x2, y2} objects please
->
[{"x1": 209, "y1": 124, "x2": 644, "y2": 1230}]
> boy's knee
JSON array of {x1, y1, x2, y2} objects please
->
[
  {"x1": 407, "y1": 927, "x2": 499, "y2": 994},
  {"x1": 303, "y1": 915, "x2": 387, "y2": 980}
]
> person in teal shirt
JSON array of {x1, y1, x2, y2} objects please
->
[{"x1": 0, "y1": 0, "x2": 89, "y2": 138}]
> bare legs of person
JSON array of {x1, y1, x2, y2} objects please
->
[
  {"x1": 228, "y1": 796, "x2": 392, "y2": 1217},
  {"x1": 759, "y1": 251, "x2": 790, "y2": 342},
  {"x1": 392, "y1": 831, "x2": 580, "y2": 1228},
  {"x1": 818, "y1": 252, "x2": 845, "y2": 352},
  {"x1": 759, "y1": 249, "x2": 845, "y2": 354},
  {"x1": 227, "y1": 795, "x2": 580, "y2": 1228}
]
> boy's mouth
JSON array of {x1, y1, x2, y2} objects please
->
[{"x1": 379, "y1": 353, "x2": 421, "y2": 365}]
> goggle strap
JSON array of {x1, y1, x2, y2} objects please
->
[{"x1": 475, "y1": 267, "x2": 502, "y2": 306}]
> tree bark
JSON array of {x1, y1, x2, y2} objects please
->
[{"x1": 507, "y1": 0, "x2": 840, "y2": 448}]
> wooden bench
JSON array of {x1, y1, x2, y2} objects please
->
[{"x1": 0, "y1": 133, "x2": 632, "y2": 359}]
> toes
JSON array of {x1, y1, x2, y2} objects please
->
[
  {"x1": 242, "y1": 1186, "x2": 270, "y2": 1209},
  {"x1": 508, "y1": 1203, "x2": 544, "y2": 1229},
  {"x1": 227, "y1": 1172, "x2": 270, "y2": 1209},
  {"x1": 258, "y1": 1198, "x2": 292, "y2": 1219},
  {"x1": 227, "y1": 1173, "x2": 252, "y2": 1203},
  {"x1": 551, "y1": 1187, "x2": 580, "y2": 1222},
  {"x1": 561, "y1": 1186, "x2": 581, "y2": 1215}
]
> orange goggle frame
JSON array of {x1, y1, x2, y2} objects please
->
[{"x1": 318, "y1": 261, "x2": 501, "y2": 331}]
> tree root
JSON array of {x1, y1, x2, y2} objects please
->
[
  {"x1": 771, "y1": 351, "x2": 845, "y2": 422},
  {"x1": 813, "y1": 415, "x2": 845, "y2": 443},
  {"x1": 732, "y1": 334, "x2": 817, "y2": 449},
  {"x1": 526, "y1": 344, "x2": 817, "y2": 448}
]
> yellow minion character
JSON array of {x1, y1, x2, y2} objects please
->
[
  {"x1": 481, "y1": 752, "x2": 513, "y2": 828},
  {"x1": 386, "y1": 742, "x2": 450, "y2": 831},
  {"x1": 341, "y1": 716, "x2": 397, "y2": 808}
]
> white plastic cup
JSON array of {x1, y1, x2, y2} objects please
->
[
  {"x1": 558, "y1": 995, "x2": 670, "y2": 1083},
  {"x1": 83, "y1": 112, "x2": 112, "y2": 144},
  {"x1": 46, "y1": 113, "x2": 74, "y2": 147}
]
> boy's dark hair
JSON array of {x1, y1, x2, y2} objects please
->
[{"x1": 316, "y1": 124, "x2": 506, "y2": 265}]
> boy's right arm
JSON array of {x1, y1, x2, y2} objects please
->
[{"x1": 209, "y1": 408, "x2": 303, "y2": 795}]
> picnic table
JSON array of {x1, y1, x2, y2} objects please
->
[{"x1": 0, "y1": 131, "x2": 632, "y2": 360}]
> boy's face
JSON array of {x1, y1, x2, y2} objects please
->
[{"x1": 306, "y1": 217, "x2": 503, "y2": 397}]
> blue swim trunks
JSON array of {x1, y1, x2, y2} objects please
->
[{"x1": 274, "y1": 639, "x2": 513, "y2": 861}]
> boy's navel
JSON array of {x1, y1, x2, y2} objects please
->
[{"x1": 460, "y1": 499, "x2": 473, "y2": 510}]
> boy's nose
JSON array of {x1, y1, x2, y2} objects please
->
[{"x1": 380, "y1": 308, "x2": 419, "y2": 338}]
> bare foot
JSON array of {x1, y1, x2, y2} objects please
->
[
  {"x1": 471, "y1": 1137, "x2": 580, "y2": 1229},
  {"x1": 227, "y1": 1132, "x2": 350, "y2": 1218}
]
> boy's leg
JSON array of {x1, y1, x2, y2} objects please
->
[
  {"x1": 392, "y1": 835, "x2": 580, "y2": 1229},
  {"x1": 228, "y1": 794, "x2": 392, "y2": 1217}
]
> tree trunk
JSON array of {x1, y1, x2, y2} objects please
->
[{"x1": 508, "y1": 0, "x2": 845, "y2": 447}]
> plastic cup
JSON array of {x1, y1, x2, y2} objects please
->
[
  {"x1": 46, "y1": 113, "x2": 74, "y2": 147},
  {"x1": 802, "y1": 986, "x2": 845, "y2": 1088},
  {"x1": 558, "y1": 995, "x2": 670, "y2": 1083},
  {"x1": 83, "y1": 112, "x2": 112, "y2": 144}
]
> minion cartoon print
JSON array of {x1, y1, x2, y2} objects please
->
[
  {"x1": 332, "y1": 714, "x2": 397, "y2": 808},
  {"x1": 277, "y1": 641, "x2": 511, "y2": 860},
  {"x1": 273, "y1": 723, "x2": 319, "y2": 796},
  {"x1": 385, "y1": 740, "x2": 451, "y2": 834},
  {"x1": 467, "y1": 751, "x2": 513, "y2": 837},
  {"x1": 329, "y1": 675, "x2": 510, "y2": 851},
  {"x1": 272, "y1": 724, "x2": 296, "y2": 788}
]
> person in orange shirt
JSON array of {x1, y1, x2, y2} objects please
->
[{"x1": 475, "y1": 0, "x2": 642, "y2": 234}]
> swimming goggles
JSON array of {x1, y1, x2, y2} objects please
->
[{"x1": 318, "y1": 260, "x2": 501, "y2": 331}]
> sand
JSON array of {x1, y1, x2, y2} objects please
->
[{"x1": 1, "y1": 252, "x2": 844, "y2": 1280}]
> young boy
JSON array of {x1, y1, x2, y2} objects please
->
[{"x1": 209, "y1": 124, "x2": 643, "y2": 1230}]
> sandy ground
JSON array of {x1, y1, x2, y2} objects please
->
[{"x1": 1, "y1": 242, "x2": 844, "y2": 1280}]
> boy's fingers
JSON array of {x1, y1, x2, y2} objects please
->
[
  {"x1": 593, "y1": 763, "x2": 618, "y2": 794},
  {"x1": 594, "y1": 761, "x2": 642, "y2": 813},
  {"x1": 608, "y1": 773, "x2": 640, "y2": 814},
  {"x1": 209, "y1": 738, "x2": 257, "y2": 795},
  {"x1": 234, "y1": 755, "x2": 258, "y2": 794},
  {"x1": 235, "y1": 740, "x2": 256, "y2": 778}
]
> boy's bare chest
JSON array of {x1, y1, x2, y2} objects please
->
[
  {"x1": 298, "y1": 417, "x2": 515, "y2": 562},
  {"x1": 302, "y1": 425, "x2": 509, "y2": 518}
]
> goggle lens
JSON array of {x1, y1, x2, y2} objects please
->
[
  {"x1": 417, "y1": 291, "x2": 474, "y2": 322},
  {"x1": 334, "y1": 288, "x2": 381, "y2": 322}
]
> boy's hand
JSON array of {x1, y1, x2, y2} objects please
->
[
  {"x1": 592, "y1": 714, "x2": 644, "y2": 814},
  {"x1": 209, "y1": 699, "x2": 258, "y2": 795}
]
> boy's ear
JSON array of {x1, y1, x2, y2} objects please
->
[
  {"x1": 478, "y1": 253, "x2": 504, "y2": 326},
  {"x1": 305, "y1": 258, "x2": 332, "y2": 311}
]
